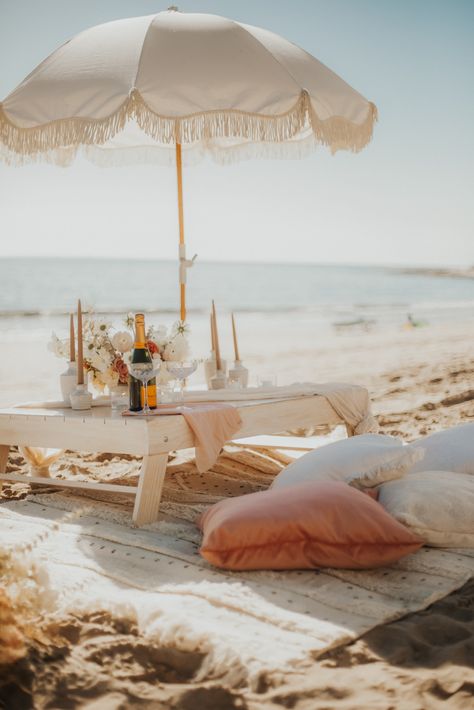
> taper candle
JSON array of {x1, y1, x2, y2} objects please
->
[
  {"x1": 210, "y1": 312, "x2": 216, "y2": 352},
  {"x1": 69, "y1": 314, "x2": 76, "y2": 362},
  {"x1": 231, "y1": 313, "x2": 240, "y2": 362},
  {"x1": 76, "y1": 299, "x2": 84, "y2": 385},
  {"x1": 212, "y1": 300, "x2": 222, "y2": 371}
]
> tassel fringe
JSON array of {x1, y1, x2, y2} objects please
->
[{"x1": 0, "y1": 90, "x2": 377, "y2": 166}]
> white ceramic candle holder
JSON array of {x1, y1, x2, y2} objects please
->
[
  {"x1": 210, "y1": 369, "x2": 227, "y2": 390},
  {"x1": 60, "y1": 361, "x2": 78, "y2": 404},
  {"x1": 228, "y1": 360, "x2": 249, "y2": 388},
  {"x1": 205, "y1": 354, "x2": 227, "y2": 389},
  {"x1": 70, "y1": 383, "x2": 93, "y2": 410},
  {"x1": 204, "y1": 353, "x2": 216, "y2": 388}
]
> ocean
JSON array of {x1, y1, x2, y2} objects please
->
[
  {"x1": 1, "y1": 258, "x2": 473, "y2": 403},
  {"x1": 1, "y1": 258, "x2": 474, "y2": 324}
]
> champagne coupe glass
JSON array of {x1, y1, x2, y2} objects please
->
[
  {"x1": 165, "y1": 360, "x2": 198, "y2": 402},
  {"x1": 128, "y1": 362, "x2": 161, "y2": 415}
]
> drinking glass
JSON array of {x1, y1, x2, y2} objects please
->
[
  {"x1": 257, "y1": 373, "x2": 277, "y2": 389},
  {"x1": 128, "y1": 362, "x2": 161, "y2": 415},
  {"x1": 165, "y1": 360, "x2": 198, "y2": 401},
  {"x1": 110, "y1": 384, "x2": 129, "y2": 411}
]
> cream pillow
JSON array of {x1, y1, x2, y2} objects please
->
[
  {"x1": 272, "y1": 434, "x2": 424, "y2": 490},
  {"x1": 408, "y1": 423, "x2": 474, "y2": 474},
  {"x1": 378, "y1": 471, "x2": 474, "y2": 548}
]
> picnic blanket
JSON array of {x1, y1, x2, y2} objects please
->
[{"x1": 1, "y1": 498, "x2": 472, "y2": 688}]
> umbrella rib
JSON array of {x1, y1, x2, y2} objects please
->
[
  {"x1": 232, "y1": 20, "x2": 306, "y2": 94},
  {"x1": 132, "y1": 14, "x2": 159, "y2": 95}
]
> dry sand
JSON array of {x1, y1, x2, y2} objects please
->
[{"x1": 0, "y1": 332, "x2": 473, "y2": 709}]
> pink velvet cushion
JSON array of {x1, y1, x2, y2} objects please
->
[{"x1": 199, "y1": 481, "x2": 421, "y2": 571}]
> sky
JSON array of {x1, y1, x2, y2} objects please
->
[{"x1": 0, "y1": 0, "x2": 473, "y2": 267}]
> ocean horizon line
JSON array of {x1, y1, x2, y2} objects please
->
[{"x1": 1, "y1": 255, "x2": 472, "y2": 272}]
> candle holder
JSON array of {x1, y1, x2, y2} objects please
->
[
  {"x1": 205, "y1": 353, "x2": 227, "y2": 388},
  {"x1": 60, "y1": 361, "x2": 78, "y2": 403},
  {"x1": 228, "y1": 360, "x2": 249, "y2": 388},
  {"x1": 70, "y1": 383, "x2": 93, "y2": 410},
  {"x1": 210, "y1": 369, "x2": 227, "y2": 390}
]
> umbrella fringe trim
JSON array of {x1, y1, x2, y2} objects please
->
[
  {"x1": 309, "y1": 100, "x2": 378, "y2": 155},
  {"x1": 82, "y1": 137, "x2": 323, "y2": 168},
  {"x1": 0, "y1": 90, "x2": 377, "y2": 165}
]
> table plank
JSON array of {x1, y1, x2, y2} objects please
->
[{"x1": 0, "y1": 396, "x2": 343, "y2": 456}]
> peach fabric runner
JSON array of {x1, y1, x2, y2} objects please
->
[{"x1": 124, "y1": 403, "x2": 242, "y2": 473}]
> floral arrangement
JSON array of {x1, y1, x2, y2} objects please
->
[{"x1": 49, "y1": 309, "x2": 190, "y2": 392}]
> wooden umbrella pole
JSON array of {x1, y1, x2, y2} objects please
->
[
  {"x1": 176, "y1": 141, "x2": 186, "y2": 322},
  {"x1": 76, "y1": 299, "x2": 84, "y2": 385},
  {"x1": 212, "y1": 300, "x2": 222, "y2": 372}
]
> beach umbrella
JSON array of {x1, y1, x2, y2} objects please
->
[{"x1": 0, "y1": 8, "x2": 377, "y2": 321}]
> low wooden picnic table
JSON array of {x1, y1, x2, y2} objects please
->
[{"x1": 0, "y1": 395, "x2": 343, "y2": 526}]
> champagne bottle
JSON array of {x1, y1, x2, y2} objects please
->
[{"x1": 129, "y1": 313, "x2": 157, "y2": 412}]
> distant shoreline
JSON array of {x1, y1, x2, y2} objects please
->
[{"x1": 398, "y1": 267, "x2": 474, "y2": 281}]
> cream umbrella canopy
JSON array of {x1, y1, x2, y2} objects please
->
[{"x1": 0, "y1": 8, "x2": 377, "y2": 321}]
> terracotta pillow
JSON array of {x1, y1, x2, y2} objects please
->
[{"x1": 199, "y1": 481, "x2": 422, "y2": 571}]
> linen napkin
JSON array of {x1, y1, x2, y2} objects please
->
[
  {"x1": 124, "y1": 402, "x2": 242, "y2": 473},
  {"x1": 182, "y1": 382, "x2": 378, "y2": 436}
]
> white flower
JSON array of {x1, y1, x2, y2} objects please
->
[
  {"x1": 148, "y1": 324, "x2": 168, "y2": 347},
  {"x1": 89, "y1": 348, "x2": 113, "y2": 373},
  {"x1": 91, "y1": 373, "x2": 106, "y2": 392},
  {"x1": 171, "y1": 320, "x2": 190, "y2": 336},
  {"x1": 124, "y1": 312, "x2": 135, "y2": 330},
  {"x1": 111, "y1": 331, "x2": 133, "y2": 353},
  {"x1": 100, "y1": 366, "x2": 119, "y2": 389},
  {"x1": 48, "y1": 332, "x2": 69, "y2": 359},
  {"x1": 89, "y1": 318, "x2": 112, "y2": 337},
  {"x1": 162, "y1": 334, "x2": 190, "y2": 362}
]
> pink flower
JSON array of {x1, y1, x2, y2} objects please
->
[
  {"x1": 112, "y1": 357, "x2": 129, "y2": 385},
  {"x1": 147, "y1": 340, "x2": 160, "y2": 356}
]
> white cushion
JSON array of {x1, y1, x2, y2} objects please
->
[
  {"x1": 378, "y1": 471, "x2": 474, "y2": 548},
  {"x1": 272, "y1": 434, "x2": 424, "y2": 490},
  {"x1": 408, "y1": 423, "x2": 474, "y2": 475}
]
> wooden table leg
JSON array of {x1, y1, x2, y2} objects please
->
[
  {"x1": 132, "y1": 453, "x2": 168, "y2": 527},
  {"x1": 0, "y1": 445, "x2": 10, "y2": 474},
  {"x1": 0, "y1": 444, "x2": 10, "y2": 494}
]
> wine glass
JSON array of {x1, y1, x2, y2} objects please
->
[
  {"x1": 165, "y1": 360, "x2": 198, "y2": 401},
  {"x1": 128, "y1": 362, "x2": 161, "y2": 415}
]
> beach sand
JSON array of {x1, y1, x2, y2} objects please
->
[{"x1": 0, "y1": 325, "x2": 473, "y2": 709}]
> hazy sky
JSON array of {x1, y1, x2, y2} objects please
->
[{"x1": 1, "y1": 0, "x2": 473, "y2": 266}]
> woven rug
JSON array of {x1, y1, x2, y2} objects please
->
[{"x1": 1, "y1": 447, "x2": 474, "y2": 687}]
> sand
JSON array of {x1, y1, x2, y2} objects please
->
[
  {"x1": 0, "y1": 325, "x2": 473, "y2": 709},
  {"x1": 2, "y1": 579, "x2": 473, "y2": 710}
]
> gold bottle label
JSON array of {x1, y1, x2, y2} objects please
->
[{"x1": 140, "y1": 383, "x2": 157, "y2": 408}]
